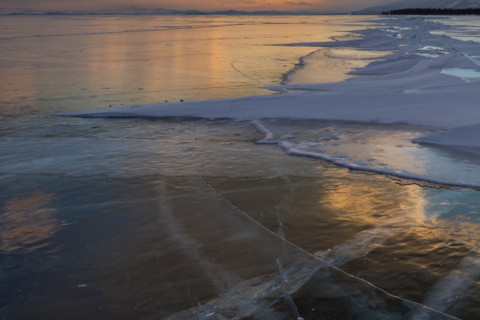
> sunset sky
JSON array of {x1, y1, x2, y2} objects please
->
[{"x1": 0, "y1": 0, "x2": 397, "y2": 12}]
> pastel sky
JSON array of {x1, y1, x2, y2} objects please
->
[{"x1": 0, "y1": 0, "x2": 396, "y2": 12}]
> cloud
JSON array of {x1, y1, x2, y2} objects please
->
[
  {"x1": 0, "y1": 0, "x2": 399, "y2": 12},
  {"x1": 287, "y1": 1, "x2": 312, "y2": 6}
]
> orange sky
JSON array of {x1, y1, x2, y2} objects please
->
[{"x1": 0, "y1": 0, "x2": 393, "y2": 12}]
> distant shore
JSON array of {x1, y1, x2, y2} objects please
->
[{"x1": 383, "y1": 8, "x2": 480, "y2": 15}]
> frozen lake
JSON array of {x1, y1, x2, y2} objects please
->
[{"x1": 1, "y1": 14, "x2": 480, "y2": 320}]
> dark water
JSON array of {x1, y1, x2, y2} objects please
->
[{"x1": 1, "y1": 15, "x2": 480, "y2": 320}]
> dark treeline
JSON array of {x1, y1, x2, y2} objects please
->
[{"x1": 383, "y1": 8, "x2": 480, "y2": 15}]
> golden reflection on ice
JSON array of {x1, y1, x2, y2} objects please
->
[
  {"x1": 322, "y1": 181, "x2": 429, "y2": 226},
  {"x1": 0, "y1": 15, "x2": 378, "y2": 112},
  {"x1": 1, "y1": 190, "x2": 59, "y2": 253}
]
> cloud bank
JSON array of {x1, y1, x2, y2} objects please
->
[{"x1": 0, "y1": 0, "x2": 397, "y2": 12}]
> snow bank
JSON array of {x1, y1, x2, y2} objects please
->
[{"x1": 61, "y1": 17, "x2": 480, "y2": 128}]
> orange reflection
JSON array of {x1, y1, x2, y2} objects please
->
[
  {"x1": 315, "y1": 174, "x2": 480, "y2": 260},
  {"x1": 321, "y1": 181, "x2": 428, "y2": 226},
  {"x1": 0, "y1": 16, "x2": 378, "y2": 112},
  {"x1": 1, "y1": 190, "x2": 59, "y2": 252}
]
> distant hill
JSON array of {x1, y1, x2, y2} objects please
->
[
  {"x1": 355, "y1": 0, "x2": 480, "y2": 14},
  {"x1": 0, "y1": 7, "x2": 323, "y2": 16},
  {"x1": 0, "y1": 7, "x2": 205, "y2": 15}
]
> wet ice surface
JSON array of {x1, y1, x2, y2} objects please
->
[
  {"x1": 6, "y1": 117, "x2": 480, "y2": 187},
  {"x1": 1, "y1": 118, "x2": 480, "y2": 320},
  {"x1": 0, "y1": 15, "x2": 375, "y2": 116}
]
